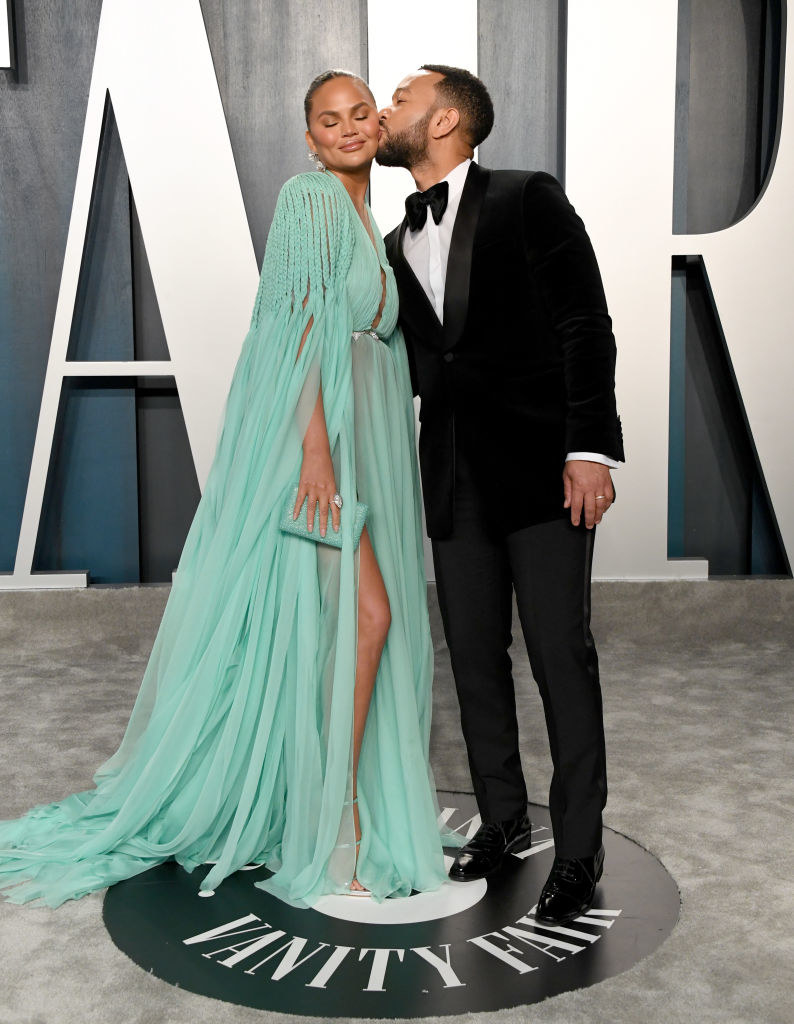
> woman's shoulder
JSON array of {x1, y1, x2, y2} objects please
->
[
  {"x1": 273, "y1": 173, "x2": 354, "y2": 243},
  {"x1": 277, "y1": 171, "x2": 348, "y2": 206},
  {"x1": 265, "y1": 172, "x2": 355, "y2": 286}
]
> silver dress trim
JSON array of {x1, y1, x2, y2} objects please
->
[{"x1": 351, "y1": 329, "x2": 381, "y2": 342}]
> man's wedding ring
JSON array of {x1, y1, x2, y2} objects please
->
[
  {"x1": 595, "y1": 495, "x2": 607, "y2": 500},
  {"x1": 332, "y1": 493, "x2": 343, "y2": 509}
]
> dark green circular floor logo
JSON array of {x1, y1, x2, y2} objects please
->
[{"x1": 103, "y1": 792, "x2": 679, "y2": 1017}]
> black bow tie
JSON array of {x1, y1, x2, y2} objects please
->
[{"x1": 405, "y1": 181, "x2": 449, "y2": 232}]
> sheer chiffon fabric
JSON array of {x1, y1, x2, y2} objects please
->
[{"x1": 0, "y1": 171, "x2": 460, "y2": 908}]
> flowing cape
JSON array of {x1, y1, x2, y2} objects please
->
[{"x1": 0, "y1": 172, "x2": 458, "y2": 908}]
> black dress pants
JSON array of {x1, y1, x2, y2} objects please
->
[{"x1": 431, "y1": 451, "x2": 607, "y2": 860}]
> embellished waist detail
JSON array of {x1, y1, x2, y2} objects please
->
[{"x1": 351, "y1": 329, "x2": 381, "y2": 343}]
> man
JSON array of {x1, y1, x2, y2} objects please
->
[{"x1": 377, "y1": 66, "x2": 624, "y2": 925}]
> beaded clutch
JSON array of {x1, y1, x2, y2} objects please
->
[{"x1": 280, "y1": 486, "x2": 368, "y2": 550}]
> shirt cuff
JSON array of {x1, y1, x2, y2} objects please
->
[{"x1": 565, "y1": 452, "x2": 621, "y2": 468}]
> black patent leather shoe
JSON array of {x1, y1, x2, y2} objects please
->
[
  {"x1": 535, "y1": 845, "x2": 605, "y2": 924},
  {"x1": 448, "y1": 812, "x2": 532, "y2": 881}
]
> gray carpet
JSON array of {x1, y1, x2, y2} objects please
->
[{"x1": 0, "y1": 581, "x2": 792, "y2": 1024}]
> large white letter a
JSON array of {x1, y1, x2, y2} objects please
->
[{"x1": 1, "y1": 0, "x2": 259, "y2": 589}]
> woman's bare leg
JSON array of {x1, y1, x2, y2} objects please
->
[{"x1": 351, "y1": 526, "x2": 390, "y2": 889}]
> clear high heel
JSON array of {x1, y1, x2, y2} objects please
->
[{"x1": 342, "y1": 797, "x2": 370, "y2": 897}]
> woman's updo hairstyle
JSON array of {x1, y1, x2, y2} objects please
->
[{"x1": 304, "y1": 70, "x2": 376, "y2": 127}]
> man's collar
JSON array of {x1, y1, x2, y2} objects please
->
[
  {"x1": 440, "y1": 158, "x2": 472, "y2": 199},
  {"x1": 416, "y1": 158, "x2": 472, "y2": 197}
]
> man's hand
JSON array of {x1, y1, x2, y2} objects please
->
[{"x1": 563, "y1": 460, "x2": 614, "y2": 529}]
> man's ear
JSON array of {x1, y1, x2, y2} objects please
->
[{"x1": 430, "y1": 106, "x2": 460, "y2": 140}]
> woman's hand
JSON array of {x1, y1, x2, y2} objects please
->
[
  {"x1": 295, "y1": 383, "x2": 339, "y2": 538},
  {"x1": 293, "y1": 450, "x2": 341, "y2": 538}
]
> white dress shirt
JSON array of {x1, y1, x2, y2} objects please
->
[{"x1": 403, "y1": 159, "x2": 619, "y2": 470}]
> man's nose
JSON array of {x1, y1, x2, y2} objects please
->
[{"x1": 378, "y1": 107, "x2": 389, "y2": 122}]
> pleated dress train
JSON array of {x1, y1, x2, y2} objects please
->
[{"x1": 0, "y1": 170, "x2": 461, "y2": 908}]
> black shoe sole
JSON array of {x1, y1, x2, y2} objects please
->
[
  {"x1": 448, "y1": 828, "x2": 533, "y2": 882},
  {"x1": 448, "y1": 865, "x2": 498, "y2": 882},
  {"x1": 534, "y1": 861, "x2": 604, "y2": 925},
  {"x1": 534, "y1": 900, "x2": 594, "y2": 925}
]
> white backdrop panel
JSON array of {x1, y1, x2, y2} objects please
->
[
  {"x1": 5, "y1": 0, "x2": 790, "y2": 587},
  {"x1": 367, "y1": 0, "x2": 477, "y2": 580},
  {"x1": 566, "y1": 0, "x2": 707, "y2": 579},
  {"x1": 0, "y1": 1, "x2": 10, "y2": 68},
  {"x1": 568, "y1": 0, "x2": 792, "y2": 579},
  {"x1": 367, "y1": 0, "x2": 478, "y2": 232}
]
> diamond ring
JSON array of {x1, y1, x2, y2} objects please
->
[{"x1": 332, "y1": 493, "x2": 343, "y2": 510}]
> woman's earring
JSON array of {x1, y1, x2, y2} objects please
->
[{"x1": 308, "y1": 151, "x2": 325, "y2": 172}]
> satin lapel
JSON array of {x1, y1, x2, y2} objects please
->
[
  {"x1": 442, "y1": 163, "x2": 490, "y2": 352},
  {"x1": 392, "y1": 219, "x2": 445, "y2": 346}
]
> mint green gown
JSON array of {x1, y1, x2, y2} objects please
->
[{"x1": 0, "y1": 171, "x2": 460, "y2": 908}]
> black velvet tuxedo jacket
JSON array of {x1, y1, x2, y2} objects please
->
[{"x1": 384, "y1": 162, "x2": 625, "y2": 539}]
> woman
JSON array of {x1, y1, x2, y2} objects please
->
[{"x1": 0, "y1": 71, "x2": 460, "y2": 907}]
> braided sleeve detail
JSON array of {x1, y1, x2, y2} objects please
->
[{"x1": 249, "y1": 173, "x2": 355, "y2": 330}]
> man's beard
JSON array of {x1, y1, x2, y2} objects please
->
[{"x1": 376, "y1": 110, "x2": 433, "y2": 169}]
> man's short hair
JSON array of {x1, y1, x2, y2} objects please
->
[{"x1": 419, "y1": 64, "x2": 494, "y2": 147}]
